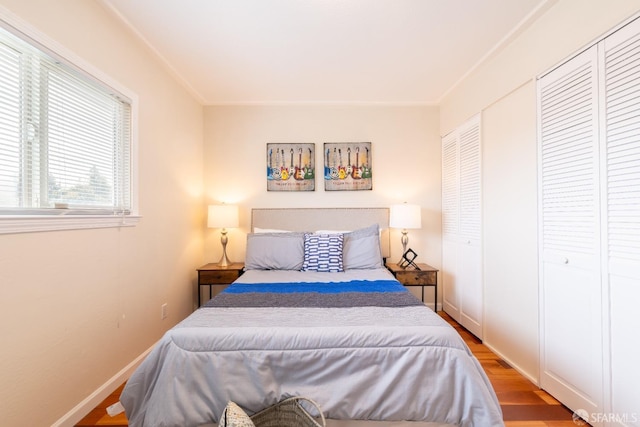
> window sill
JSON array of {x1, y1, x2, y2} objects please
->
[{"x1": 0, "y1": 215, "x2": 141, "y2": 235}]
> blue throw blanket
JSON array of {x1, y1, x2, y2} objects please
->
[{"x1": 204, "y1": 280, "x2": 423, "y2": 308}]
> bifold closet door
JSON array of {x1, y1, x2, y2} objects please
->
[
  {"x1": 442, "y1": 131, "x2": 461, "y2": 321},
  {"x1": 442, "y1": 115, "x2": 482, "y2": 339},
  {"x1": 603, "y1": 17, "x2": 640, "y2": 422},
  {"x1": 457, "y1": 118, "x2": 482, "y2": 338},
  {"x1": 538, "y1": 46, "x2": 603, "y2": 417}
]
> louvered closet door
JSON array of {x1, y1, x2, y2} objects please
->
[
  {"x1": 458, "y1": 116, "x2": 482, "y2": 338},
  {"x1": 442, "y1": 131, "x2": 460, "y2": 320},
  {"x1": 538, "y1": 46, "x2": 603, "y2": 417},
  {"x1": 441, "y1": 115, "x2": 482, "y2": 338},
  {"x1": 603, "y1": 17, "x2": 640, "y2": 422}
]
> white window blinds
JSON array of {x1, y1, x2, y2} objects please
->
[{"x1": 0, "y1": 24, "x2": 132, "y2": 215}]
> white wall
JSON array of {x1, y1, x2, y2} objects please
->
[
  {"x1": 203, "y1": 105, "x2": 442, "y2": 297},
  {"x1": 440, "y1": 0, "x2": 640, "y2": 382},
  {"x1": 0, "y1": 1, "x2": 204, "y2": 426}
]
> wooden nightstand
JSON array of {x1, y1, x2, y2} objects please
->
[
  {"x1": 197, "y1": 263, "x2": 244, "y2": 307},
  {"x1": 385, "y1": 262, "x2": 439, "y2": 311}
]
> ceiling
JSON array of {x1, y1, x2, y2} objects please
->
[{"x1": 101, "y1": 0, "x2": 551, "y2": 105}]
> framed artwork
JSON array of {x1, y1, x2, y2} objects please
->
[
  {"x1": 323, "y1": 142, "x2": 372, "y2": 191},
  {"x1": 266, "y1": 143, "x2": 315, "y2": 191}
]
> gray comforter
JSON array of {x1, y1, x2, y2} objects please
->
[{"x1": 120, "y1": 269, "x2": 504, "y2": 427}]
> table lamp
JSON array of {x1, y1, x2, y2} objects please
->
[
  {"x1": 389, "y1": 203, "x2": 421, "y2": 264},
  {"x1": 208, "y1": 204, "x2": 239, "y2": 267}
]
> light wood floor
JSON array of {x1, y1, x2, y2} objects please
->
[
  {"x1": 76, "y1": 312, "x2": 580, "y2": 427},
  {"x1": 441, "y1": 312, "x2": 580, "y2": 427}
]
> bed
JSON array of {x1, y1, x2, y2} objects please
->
[{"x1": 120, "y1": 208, "x2": 503, "y2": 427}]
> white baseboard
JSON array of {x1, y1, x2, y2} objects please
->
[
  {"x1": 52, "y1": 343, "x2": 156, "y2": 427},
  {"x1": 483, "y1": 341, "x2": 540, "y2": 386}
]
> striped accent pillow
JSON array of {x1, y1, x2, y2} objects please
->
[{"x1": 302, "y1": 233, "x2": 344, "y2": 272}]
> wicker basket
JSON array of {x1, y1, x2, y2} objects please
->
[{"x1": 250, "y1": 397, "x2": 326, "y2": 427}]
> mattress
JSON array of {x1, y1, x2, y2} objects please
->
[{"x1": 120, "y1": 268, "x2": 503, "y2": 427}]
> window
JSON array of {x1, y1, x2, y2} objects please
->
[{"x1": 0, "y1": 18, "x2": 138, "y2": 233}]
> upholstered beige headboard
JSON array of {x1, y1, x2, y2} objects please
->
[{"x1": 251, "y1": 207, "x2": 390, "y2": 259}]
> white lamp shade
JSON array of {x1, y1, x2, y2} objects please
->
[
  {"x1": 389, "y1": 203, "x2": 421, "y2": 229},
  {"x1": 208, "y1": 205, "x2": 239, "y2": 229}
]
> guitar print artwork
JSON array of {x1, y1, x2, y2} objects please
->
[
  {"x1": 329, "y1": 148, "x2": 339, "y2": 180},
  {"x1": 351, "y1": 146, "x2": 362, "y2": 180},
  {"x1": 324, "y1": 148, "x2": 331, "y2": 180},
  {"x1": 323, "y1": 142, "x2": 372, "y2": 191},
  {"x1": 280, "y1": 148, "x2": 289, "y2": 180},
  {"x1": 267, "y1": 148, "x2": 274, "y2": 180},
  {"x1": 304, "y1": 147, "x2": 315, "y2": 180},
  {"x1": 294, "y1": 148, "x2": 304, "y2": 181},
  {"x1": 337, "y1": 148, "x2": 347, "y2": 180},
  {"x1": 266, "y1": 143, "x2": 315, "y2": 191},
  {"x1": 289, "y1": 149, "x2": 295, "y2": 178},
  {"x1": 271, "y1": 148, "x2": 282, "y2": 180},
  {"x1": 361, "y1": 146, "x2": 372, "y2": 179}
]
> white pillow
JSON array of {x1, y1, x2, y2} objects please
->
[
  {"x1": 315, "y1": 229, "x2": 349, "y2": 234},
  {"x1": 342, "y1": 224, "x2": 383, "y2": 270},
  {"x1": 253, "y1": 227, "x2": 289, "y2": 233},
  {"x1": 244, "y1": 232, "x2": 305, "y2": 270}
]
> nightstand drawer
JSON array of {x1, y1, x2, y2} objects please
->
[
  {"x1": 199, "y1": 269, "x2": 242, "y2": 284},
  {"x1": 394, "y1": 270, "x2": 437, "y2": 285}
]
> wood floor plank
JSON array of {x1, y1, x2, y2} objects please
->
[
  {"x1": 505, "y1": 422, "x2": 549, "y2": 427},
  {"x1": 502, "y1": 405, "x2": 576, "y2": 421},
  {"x1": 497, "y1": 391, "x2": 548, "y2": 406},
  {"x1": 534, "y1": 390, "x2": 563, "y2": 406}
]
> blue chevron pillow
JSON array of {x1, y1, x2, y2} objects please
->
[{"x1": 302, "y1": 233, "x2": 344, "y2": 272}]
